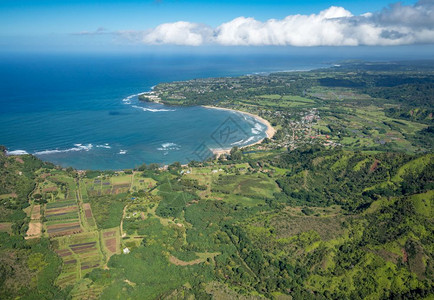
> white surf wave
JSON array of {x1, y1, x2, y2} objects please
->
[
  {"x1": 34, "y1": 144, "x2": 93, "y2": 155},
  {"x1": 122, "y1": 92, "x2": 146, "y2": 102},
  {"x1": 6, "y1": 150, "x2": 28, "y2": 155},
  {"x1": 122, "y1": 92, "x2": 151, "y2": 105},
  {"x1": 132, "y1": 105, "x2": 175, "y2": 112},
  {"x1": 157, "y1": 142, "x2": 180, "y2": 151},
  {"x1": 244, "y1": 136, "x2": 256, "y2": 144},
  {"x1": 251, "y1": 123, "x2": 264, "y2": 134},
  {"x1": 231, "y1": 139, "x2": 245, "y2": 146},
  {"x1": 96, "y1": 143, "x2": 111, "y2": 149},
  {"x1": 119, "y1": 150, "x2": 127, "y2": 155},
  {"x1": 231, "y1": 136, "x2": 257, "y2": 146},
  {"x1": 122, "y1": 92, "x2": 148, "y2": 105}
]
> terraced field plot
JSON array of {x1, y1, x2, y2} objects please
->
[
  {"x1": 47, "y1": 221, "x2": 82, "y2": 237},
  {"x1": 43, "y1": 198, "x2": 82, "y2": 237},
  {"x1": 53, "y1": 232, "x2": 104, "y2": 288},
  {"x1": 82, "y1": 202, "x2": 96, "y2": 227},
  {"x1": 45, "y1": 205, "x2": 79, "y2": 221},
  {"x1": 101, "y1": 228, "x2": 121, "y2": 258}
]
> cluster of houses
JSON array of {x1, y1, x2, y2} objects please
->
[{"x1": 260, "y1": 108, "x2": 340, "y2": 150}]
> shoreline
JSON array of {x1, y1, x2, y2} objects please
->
[{"x1": 202, "y1": 105, "x2": 276, "y2": 157}]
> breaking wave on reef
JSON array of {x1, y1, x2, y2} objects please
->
[
  {"x1": 132, "y1": 105, "x2": 175, "y2": 112},
  {"x1": 34, "y1": 144, "x2": 94, "y2": 155}
]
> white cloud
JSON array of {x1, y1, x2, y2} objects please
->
[
  {"x1": 141, "y1": 21, "x2": 213, "y2": 46},
  {"x1": 127, "y1": 0, "x2": 434, "y2": 46},
  {"x1": 214, "y1": 6, "x2": 356, "y2": 46}
]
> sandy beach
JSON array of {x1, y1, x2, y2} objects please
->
[{"x1": 202, "y1": 105, "x2": 276, "y2": 157}]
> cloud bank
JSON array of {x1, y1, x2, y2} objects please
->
[{"x1": 119, "y1": 0, "x2": 434, "y2": 46}]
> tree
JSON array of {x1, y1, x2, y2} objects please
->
[
  {"x1": 230, "y1": 147, "x2": 242, "y2": 161},
  {"x1": 168, "y1": 161, "x2": 181, "y2": 172},
  {"x1": 136, "y1": 163, "x2": 147, "y2": 171}
]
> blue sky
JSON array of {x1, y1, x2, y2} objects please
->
[{"x1": 1, "y1": 0, "x2": 432, "y2": 52}]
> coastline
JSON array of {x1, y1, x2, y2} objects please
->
[{"x1": 202, "y1": 105, "x2": 276, "y2": 157}]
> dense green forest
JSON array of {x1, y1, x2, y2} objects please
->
[{"x1": 1, "y1": 62, "x2": 433, "y2": 299}]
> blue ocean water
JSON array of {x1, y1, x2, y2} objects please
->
[{"x1": 1, "y1": 50, "x2": 423, "y2": 169}]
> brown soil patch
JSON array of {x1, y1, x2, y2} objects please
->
[
  {"x1": 70, "y1": 244, "x2": 96, "y2": 251},
  {"x1": 103, "y1": 231, "x2": 116, "y2": 238},
  {"x1": 69, "y1": 242, "x2": 97, "y2": 253},
  {"x1": 31, "y1": 205, "x2": 41, "y2": 220},
  {"x1": 70, "y1": 241, "x2": 96, "y2": 248},
  {"x1": 82, "y1": 203, "x2": 94, "y2": 218},
  {"x1": 0, "y1": 223, "x2": 12, "y2": 232},
  {"x1": 55, "y1": 249, "x2": 73, "y2": 257},
  {"x1": 49, "y1": 229, "x2": 82, "y2": 237},
  {"x1": 105, "y1": 238, "x2": 117, "y2": 253},
  {"x1": 402, "y1": 248, "x2": 408, "y2": 263},
  {"x1": 42, "y1": 187, "x2": 57, "y2": 193},
  {"x1": 47, "y1": 222, "x2": 82, "y2": 237},
  {"x1": 85, "y1": 209, "x2": 92, "y2": 218},
  {"x1": 47, "y1": 221, "x2": 80, "y2": 230},
  {"x1": 81, "y1": 263, "x2": 99, "y2": 270},
  {"x1": 15, "y1": 157, "x2": 24, "y2": 163},
  {"x1": 369, "y1": 159, "x2": 380, "y2": 173},
  {"x1": 64, "y1": 259, "x2": 77, "y2": 265},
  {"x1": 169, "y1": 256, "x2": 203, "y2": 266},
  {"x1": 70, "y1": 242, "x2": 97, "y2": 254},
  {"x1": 45, "y1": 205, "x2": 77, "y2": 215},
  {"x1": 26, "y1": 222, "x2": 42, "y2": 238},
  {"x1": 40, "y1": 173, "x2": 51, "y2": 179}
]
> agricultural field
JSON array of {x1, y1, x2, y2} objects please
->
[
  {"x1": 18, "y1": 170, "x2": 128, "y2": 291},
  {"x1": 101, "y1": 227, "x2": 121, "y2": 258},
  {"x1": 53, "y1": 232, "x2": 105, "y2": 288}
]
